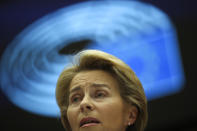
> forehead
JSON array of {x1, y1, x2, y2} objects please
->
[{"x1": 69, "y1": 70, "x2": 119, "y2": 90}]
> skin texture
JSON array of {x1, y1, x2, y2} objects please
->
[{"x1": 67, "y1": 70, "x2": 137, "y2": 131}]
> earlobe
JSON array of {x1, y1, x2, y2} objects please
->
[{"x1": 128, "y1": 105, "x2": 138, "y2": 125}]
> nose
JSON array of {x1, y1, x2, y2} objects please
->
[{"x1": 80, "y1": 95, "x2": 94, "y2": 113}]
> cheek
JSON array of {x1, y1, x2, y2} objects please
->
[
  {"x1": 97, "y1": 98, "x2": 126, "y2": 123},
  {"x1": 67, "y1": 107, "x2": 78, "y2": 128}
]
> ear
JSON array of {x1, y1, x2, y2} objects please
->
[{"x1": 125, "y1": 105, "x2": 138, "y2": 126}]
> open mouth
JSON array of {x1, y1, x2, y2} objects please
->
[{"x1": 80, "y1": 117, "x2": 100, "y2": 127}]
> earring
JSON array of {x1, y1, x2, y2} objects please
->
[{"x1": 128, "y1": 122, "x2": 131, "y2": 126}]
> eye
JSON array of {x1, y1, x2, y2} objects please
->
[
  {"x1": 71, "y1": 94, "x2": 82, "y2": 103},
  {"x1": 95, "y1": 90, "x2": 107, "y2": 98}
]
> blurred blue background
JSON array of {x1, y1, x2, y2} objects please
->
[{"x1": 0, "y1": 0, "x2": 196, "y2": 131}]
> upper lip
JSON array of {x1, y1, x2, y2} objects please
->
[{"x1": 80, "y1": 117, "x2": 100, "y2": 127}]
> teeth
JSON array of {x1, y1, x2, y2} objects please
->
[{"x1": 85, "y1": 120, "x2": 94, "y2": 124}]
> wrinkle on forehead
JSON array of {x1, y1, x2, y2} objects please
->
[
  {"x1": 69, "y1": 70, "x2": 120, "y2": 94},
  {"x1": 69, "y1": 83, "x2": 111, "y2": 95}
]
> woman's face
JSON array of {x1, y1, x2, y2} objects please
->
[{"x1": 67, "y1": 70, "x2": 136, "y2": 131}]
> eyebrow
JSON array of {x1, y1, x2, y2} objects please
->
[{"x1": 69, "y1": 83, "x2": 111, "y2": 94}]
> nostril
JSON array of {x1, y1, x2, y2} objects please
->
[
  {"x1": 80, "y1": 103, "x2": 93, "y2": 112},
  {"x1": 86, "y1": 105, "x2": 92, "y2": 110},
  {"x1": 80, "y1": 96, "x2": 94, "y2": 112}
]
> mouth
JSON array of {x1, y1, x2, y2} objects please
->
[{"x1": 80, "y1": 117, "x2": 101, "y2": 128}]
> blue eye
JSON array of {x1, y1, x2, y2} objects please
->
[
  {"x1": 71, "y1": 95, "x2": 81, "y2": 103},
  {"x1": 95, "y1": 91, "x2": 106, "y2": 98},
  {"x1": 73, "y1": 97, "x2": 79, "y2": 102}
]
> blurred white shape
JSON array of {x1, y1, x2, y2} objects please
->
[{"x1": 0, "y1": 0, "x2": 184, "y2": 117}]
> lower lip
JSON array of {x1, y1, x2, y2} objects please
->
[{"x1": 81, "y1": 123, "x2": 100, "y2": 128}]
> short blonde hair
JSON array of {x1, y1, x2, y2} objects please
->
[{"x1": 56, "y1": 50, "x2": 148, "y2": 131}]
